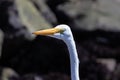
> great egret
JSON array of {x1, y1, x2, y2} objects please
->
[{"x1": 33, "y1": 24, "x2": 80, "y2": 80}]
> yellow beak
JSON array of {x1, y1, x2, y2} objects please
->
[{"x1": 32, "y1": 28, "x2": 64, "y2": 35}]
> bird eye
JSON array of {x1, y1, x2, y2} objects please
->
[{"x1": 60, "y1": 28, "x2": 65, "y2": 34}]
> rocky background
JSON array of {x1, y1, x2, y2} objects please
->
[{"x1": 0, "y1": 0, "x2": 120, "y2": 80}]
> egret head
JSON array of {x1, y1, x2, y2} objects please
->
[{"x1": 33, "y1": 24, "x2": 73, "y2": 42}]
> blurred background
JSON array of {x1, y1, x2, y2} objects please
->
[{"x1": 0, "y1": 0, "x2": 120, "y2": 80}]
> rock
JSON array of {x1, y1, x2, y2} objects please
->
[
  {"x1": 21, "y1": 74, "x2": 43, "y2": 80},
  {"x1": 0, "y1": 29, "x2": 4, "y2": 57},
  {"x1": 95, "y1": 0, "x2": 120, "y2": 31},
  {"x1": 97, "y1": 58, "x2": 116, "y2": 72},
  {"x1": 1, "y1": 67, "x2": 19, "y2": 80},
  {"x1": 8, "y1": 2, "x2": 35, "y2": 40},
  {"x1": 31, "y1": 0, "x2": 58, "y2": 25},
  {"x1": 0, "y1": 0, "x2": 35, "y2": 41},
  {"x1": 43, "y1": 72, "x2": 70, "y2": 80},
  {"x1": 57, "y1": 0, "x2": 120, "y2": 31},
  {"x1": 15, "y1": 0, "x2": 52, "y2": 34},
  {"x1": 57, "y1": 0, "x2": 98, "y2": 30}
]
